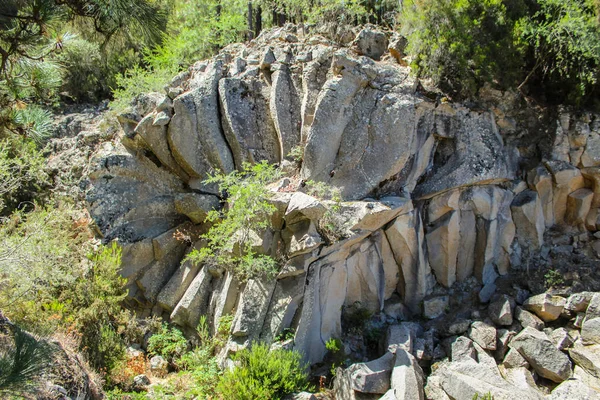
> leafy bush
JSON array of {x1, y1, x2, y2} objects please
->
[
  {"x1": 516, "y1": 0, "x2": 600, "y2": 103},
  {"x1": 0, "y1": 137, "x2": 48, "y2": 214},
  {"x1": 186, "y1": 161, "x2": 281, "y2": 282},
  {"x1": 147, "y1": 323, "x2": 189, "y2": 362},
  {"x1": 544, "y1": 268, "x2": 565, "y2": 288},
  {"x1": 401, "y1": 0, "x2": 527, "y2": 98},
  {"x1": 217, "y1": 343, "x2": 311, "y2": 400}
]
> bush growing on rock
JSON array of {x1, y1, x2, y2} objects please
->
[
  {"x1": 186, "y1": 161, "x2": 281, "y2": 282},
  {"x1": 147, "y1": 323, "x2": 189, "y2": 363},
  {"x1": 216, "y1": 343, "x2": 311, "y2": 400}
]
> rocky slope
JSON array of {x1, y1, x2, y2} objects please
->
[{"x1": 83, "y1": 24, "x2": 600, "y2": 398}]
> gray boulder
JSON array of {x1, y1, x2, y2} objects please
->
[{"x1": 509, "y1": 327, "x2": 572, "y2": 382}]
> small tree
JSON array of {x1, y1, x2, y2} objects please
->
[
  {"x1": 516, "y1": 0, "x2": 600, "y2": 102},
  {"x1": 186, "y1": 161, "x2": 280, "y2": 282}
]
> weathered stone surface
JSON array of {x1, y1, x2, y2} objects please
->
[
  {"x1": 423, "y1": 295, "x2": 449, "y2": 319},
  {"x1": 119, "y1": 238, "x2": 154, "y2": 284},
  {"x1": 565, "y1": 291, "x2": 595, "y2": 313},
  {"x1": 511, "y1": 190, "x2": 544, "y2": 249},
  {"x1": 342, "y1": 197, "x2": 412, "y2": 233},
  {"x1": 586, "y1": 293, "x2": 600, "y2": 318},
  {"x1": 566, "y1": 188, "x2": 593, "y2": 229},
  {"x1": 582, "y1": 317, "x2": 600, "y2": 345},
  {"x1": 435, "y1": 359, "x2": 543, "y2": 400},
  {"x1": 270, "y1": 65, "x2": 301, "y2": 159},
  {"x1": 174, "y1": 193, "x2": 219, "y2": 224},
  {"x1": 569, "y1": 342, "x2": 600, "y2": 379},
  {"x1": 136, "y1": 243, "x2": 188, "y2": 303},
  {"x1": 503, "y1": 348, "x2": 529, "y2": 368},
  {"x1": 333, "y1": 366, "x2": 380, "y2": 400},
  {"x1": 231, "y1": 279, "x2": 276, "y2": 340},
  {"x1": 385, "y1": 209, "x2": 433, "y2": 313},
  {"x1": 549, "y1": 327, "x2": 574, "y2": 350},
  {"x1": 348, "y1": 352, "x2": 394, "y2": 394},
  {"x1": 581, "y1": 167, "x2": 600, "y2": 209},
  {"x1": 208, "y1": 272, "x2": 239, "y2": 333},
  {"x1": 522, "y1": 293, "x2": 565, "y2": 322},
  {"x1": 260, "y1": 276, "x2": 305, "y2": 344},
  {"x1": 170, "y1": 266, "x2": 213, "y2": 328},
  {"x1": 301, "y1": 51, "x2": 428, "y2": 201},
  {"x1": 353, "y1": 26, "x2": 388, "y2": 60},
  {"x1": 168, "y1": 61, "x2": 234, "y2": 178},
  {"x1": 451, "y1": 336, "x2": 477, "y2": 362},
  {"x1": 515, "y1": 306, "x2": 544, "y2": 330},
  {"x1": 469, "y1": 321, "x2": 497, "y2": 351},
  {"x1": 386, "y1": 322, "x2": 422, "y2": 354},
  {"x1": 545, "y1": 160, "x2": 585, "y2": 225},
  {"x1": 509, "y1": 327, "x2": 572, "y2": 382},
  {"x1": 285, "y1": 192, "x2": 326, "y2": 223},
  {"x1": 500, "y1": 366, "x2": 538, "y2": 393},
  {"x1": 527, "y1": 165, "x2": 554, "y2": 228},
  {"x1": 390, "y1": 348, "x2": 425, "y2": 400},
  {"x1": 156, "y1": 243, "x2": 203, "y2": 310},
  {"x1": 287, "y1": 221, "x2": 323, "y2": 257},
  {"x1": 414, "y1": 106, "x2": 517, "y2": 200},
  {"x1": 547, "y1": 378, "x2": 600, "y2": 400},
  {"x1": 134, "y1": 114, "x2": 189, "y2": 179},
  {"x1": 426, "y1": 211, "x2": 459, "y2": 288},
  {"x1": 219, "y1": 76, "x2": 281, "y2": 167},
  {"x1": 488, "y1": 295, "x2": 515, "y2": 326}
]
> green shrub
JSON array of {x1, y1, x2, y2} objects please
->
[
  {"x1": 186, "y1": 161, "x2": 281, "y2": 282},
  {"x1": 544, "y1": 269, "x2": 565, "y2": 288},
  {"x1": 0, "y1": 136, "x2": 48, "y2": 214},
  {"x1": 147, "y1": 323, "x2": 189, "y2": 362},
  {"x1": 401, "y1": 0, "x2": 527, "y2": 98},
  {"x1": 217, "y1": 343, "x2": 310, "y2": 400},
  {"x1": 516, "y1": 0, "x2": 600, "y2": 103}
]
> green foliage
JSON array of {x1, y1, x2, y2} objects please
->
[
  {"x1": 544, "y1": 268, "x2": 565, "y2": 288},
  {"x1": 304, "y1": 180, "x2": 346, "y2": 242},
  {"x1": 148, "y1": 323, "x2": 189, "y2": 362},
  {"x1": 0, "y1": 206, "x2": 130, "y2": 372},
  {"x1": 217, "y1": 343, "x2": 310, "y2": 400},
  {"x1": 186, "y1": 161, "x2": 280, "y2": 282},
  {"x1": 0, "y1": 322, "x2": 55, "y2": 396},
  {"x1": 325, "y1": 337, "x2": 342, "y2": 353},
  {"x1": 473, "y1": 392, "x2": 494, "y2": 400},
  {"x1": 0, "y1": 136, "x2": 48, "y2": 214},
  {"x1": 401, "y1": 0, "x2": 527, "y2": 97},
  {"x1": 343, "y1": 301, "x2": 372, "y2": 331},
  {"x1": 287, "y1": 145, "x2": 305, "y2": 165},
  {"x1": 517, "y1": 0, "x2": 600, "y2": 102},
  {"x1": 274, "y1": 328, "x2": 295, "y2": 342}
]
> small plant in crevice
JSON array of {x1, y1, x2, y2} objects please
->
[
  {"x1": 544, "y1": 268, "x2": 565, "y2": 288},
  {"x1": 287, "y1": 145, "x2": 305, "y2": 167},
  {"x1": 325, "y1": 337, "x2": 346, "y2": 378},
  {"x1": 275, "y1": 327, "x2": 295, "y2": 343},
  {"x1": 342, "y1": 301, "x2": 373, "y2": 333},
  {"x1": 304, "y1": 180, "x2": 347, "y2": 243}
]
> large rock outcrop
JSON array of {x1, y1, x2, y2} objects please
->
[{"x1": 86, "y1": 24, "x2": 600, "y2": 367}]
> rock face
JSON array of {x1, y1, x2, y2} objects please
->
[{"x1": 86, "y1": 24, "x2": 600, "y2": 370}]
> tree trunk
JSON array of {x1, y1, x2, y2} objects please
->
[
  {"x1": 255, "y1": 5, "x2": 262, "y2": 37},
  {"x1": 247, "y1": 2, "x2": 254, "y2": 41}
]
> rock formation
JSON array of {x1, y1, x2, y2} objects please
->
[{"x1": 85, "y1": 24, "x2": 600, "y2": 380}]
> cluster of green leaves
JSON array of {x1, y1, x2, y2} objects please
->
[
  {"x1": 544, "y1": 268, "x2": 565, "y2": 287},
  {"x1": 401, "y1": 0, "x2": 527, "y2": 97},
  {"x1": 0, "y1": 136, "x2": 48, "y2": 214},
  {"x1": 401, "y1": 0, "x2": 600, "y2": 104},
  {"x1": 147, "y1": 323, "x2": 189, "y2": 362},
  {"x1": 0, "y1": 205, "x2": 132, "y2": 373},
  {"x1": 517, "y1": 0, "x2": 600, "y2": 102},
  {"x1": 216, "y1": 343, "x2": 311, "y2": 400},
  {"x1": 186, "y1": 161, "x2": 281, "y2": 282}
]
